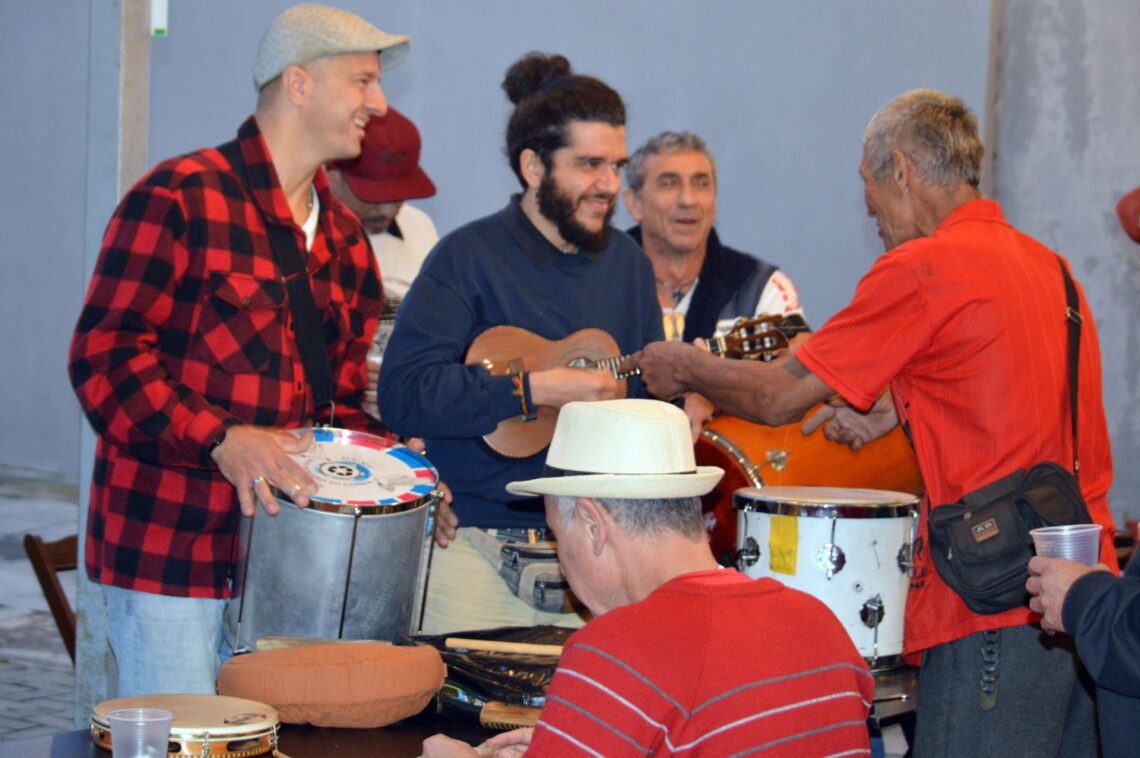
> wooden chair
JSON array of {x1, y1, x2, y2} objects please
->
[{"x1": 22, "y1": 533, "x2": 78, "y2": 663}]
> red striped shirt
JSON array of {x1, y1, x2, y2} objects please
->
[{"x1": 529, "y1": 570, "x2": 873, "y2": 756}]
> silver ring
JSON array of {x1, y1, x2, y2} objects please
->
[{"x1": 251, "y1": 475, "x2": 266, "y2": 487}]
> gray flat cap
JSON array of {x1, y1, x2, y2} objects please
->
[{"x1": 253, "y1": 3, "x2": 410, "y2": 89}]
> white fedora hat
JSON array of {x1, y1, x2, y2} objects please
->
[{"x1": 506, "y1": 399, "x2": 723, "y2": 499}]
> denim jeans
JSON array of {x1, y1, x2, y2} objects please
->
[
  {"x1": 103, "y1": 585, "x2": 226, "y2": 697},
  {"x1": 420, "y1": 527, "x2": 588, "y2": 634}
]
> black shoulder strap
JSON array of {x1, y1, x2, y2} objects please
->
[
  {"x1": 218, "y1": 139, "x2": 335, "y2": 412},
  {"x1": 1058, "y1": 256, "x2": 1081, "y2": 474}
]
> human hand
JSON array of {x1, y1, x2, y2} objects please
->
[
  {"x1": 432, "y1": 483, "x2": 459, "y2": 548},
  {"x1": 801, "y1": 392, "x2": 898, "y2": 450},
  {"x1": 420, "y1": 733, "x2": 482, "y2": 757},
  {"x1": 683, "y1": 392, "x2": 717, "y2": 442},
  {"x1": 1026, "y1": 556, "x2": 1110, "y2": 634},
  {"x1": 480, "y1": 727, "x2": 534, "y2": 757},
  {"x1": 210, "y1": 426, "x2": 317, "y2": 517},
  {"x1": 528, "y1": 366, "x2": 621, "y2": 408},
  {"x1": 625, "y1": 341, "x2": 701, "y2": 400}
]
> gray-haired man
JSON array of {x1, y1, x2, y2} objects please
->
[{"x1": 422, "y1": 399, "x2": 872, "y2": 757}]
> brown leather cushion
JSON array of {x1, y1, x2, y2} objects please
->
[{"x1": 216, "y1": 642, "x2": 445, "y2": 728}]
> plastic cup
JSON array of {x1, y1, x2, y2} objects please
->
[
  {"x1": 1030, "y1": 524, "x2": 1103, "y2": 566},
  {"x1": 108, "y1": 708, "x2": 173, "y2": 758}
]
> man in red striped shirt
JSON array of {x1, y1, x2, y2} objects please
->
[
  {"x1": 633, "y1": 89, "x2": 1115, "y2": 755},
  {"x1": 423, "y1": 399, "x2": 872, "y2": 757}
]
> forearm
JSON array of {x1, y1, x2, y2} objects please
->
[{"x1": 672, "y1": 350, "x2": 828, "y2": 427}]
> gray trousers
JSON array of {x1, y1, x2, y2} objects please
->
[{"x1": 914, "y1": 625, "x2": 1098, "y2": 757}]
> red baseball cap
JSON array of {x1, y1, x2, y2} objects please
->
[
  {"x1": 333, "y1": 107, "x2": 436, "y2": 203},
  {"x1": 1118, "y1": 186, "x2": 1140, "y2": 244}
]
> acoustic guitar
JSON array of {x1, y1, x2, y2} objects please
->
[{"x1": 464, "y1": 315, "x2": 808, "y2": 458}]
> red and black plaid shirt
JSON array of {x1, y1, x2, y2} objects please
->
[{"x1": 69, "y1": 116, "x2": 384, "y2": 598}]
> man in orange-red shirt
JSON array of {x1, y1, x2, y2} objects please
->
[{"x1": 633, "y1": 89, "x2": 1115, "y2": 756}]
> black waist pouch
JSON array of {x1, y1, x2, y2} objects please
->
[{"x1": 927, "y1": 462, "x2": 1092, "y2": 614}]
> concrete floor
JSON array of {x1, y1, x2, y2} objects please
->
[{"x1": 0, "y1": 466, "x2": 78, "y2": 742}]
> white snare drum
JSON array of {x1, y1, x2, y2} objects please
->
[
  {"x1": 91, "y1": 694, "x2": 278, "y2": 757},
  {"x1": 225, "y1": 428, "x2": 440, "y2": 653},
  {"x1": 733, "y1": 486, "x2": 918, "y2": 664}
]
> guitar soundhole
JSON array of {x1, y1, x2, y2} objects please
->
[{"x1": 567, "y1": 357, "x2": 591, "y2": 369}]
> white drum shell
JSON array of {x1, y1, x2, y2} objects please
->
[{"x1": 734, "y1": 486, "x2": 917, "y2": 661}]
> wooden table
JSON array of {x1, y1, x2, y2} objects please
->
[{"x1": 0, "y1": 711, "x2": 496, "y2": 758}]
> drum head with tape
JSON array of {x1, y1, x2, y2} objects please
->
[
  {"x1": 734, "y1": 486, "x2": 918, "y2": 519},
  {"x1": 288, "y1": 427, "x2": 438, "y2": 514}
]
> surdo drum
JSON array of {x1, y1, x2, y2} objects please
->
[
  {"x1": 225, "y1": 428, "x2": 440, "y2": 653},
  {"x1": 733, "y1": 486, "x2": 918, "y2": 664}
]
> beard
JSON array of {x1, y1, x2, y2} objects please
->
[{"x1": 537, "y1": 172, "x2": 615, "y2": 254}]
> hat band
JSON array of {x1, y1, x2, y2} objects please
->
[{"x1": 541, "y1": 464, "x2": 700, "y2": 479}]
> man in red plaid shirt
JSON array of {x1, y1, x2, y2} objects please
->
[{"x1": 68, "y1": 4, "x2": 408, "y2": 696}]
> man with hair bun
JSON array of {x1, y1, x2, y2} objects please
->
[
  {"x1": 379, "y1": 53, "x2": 663, "y2": 634},
  {"x1": 632, "y1": 88, "x2": 1117, "y2": 754}
]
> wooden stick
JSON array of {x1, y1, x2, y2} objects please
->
[
  {"x1": 479, "y1": 701, "x2": 543, "y2": 730},
  {"x1": 443, "y1": 637, "x2": 563, "y2": 656}
]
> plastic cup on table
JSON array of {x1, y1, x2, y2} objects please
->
[
  {"x1": 108, "y1": 708, "x2": 174, "y2": 758},
  {"x1": 1030, "y1": 524, "x2": 1103, "y2": 566}
]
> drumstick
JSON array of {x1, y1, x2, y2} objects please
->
[{"x1": 443, "y1": 638, "x2": 563, "y2": 656}]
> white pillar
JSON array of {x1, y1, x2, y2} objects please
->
[{"x1": 76, "y1": 0, "x2": 150, "y2": 726}]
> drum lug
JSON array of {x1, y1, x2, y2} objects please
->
[
  {"x1": 896, "y1": 542, "x2": 913, "y2": 574},
  {"x1": 860, "y1": 594, "x2": 885, "y2": 629},
  {"x1": 735, "y1": 536, "x2": 761, "y2": 569},
  {"x1": 762, "y1": 449, "x2": 789, "y2": 472},
  {"x1": 815, "y1": 543, "x2": 846, "y2": 578}
]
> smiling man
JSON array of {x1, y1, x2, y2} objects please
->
[
  {"x1": 625, "y1": 131, "x2": 803, "y2": 343},
  {"x1": 379, "y1": 53, "x2": 663, "y2": 634},
  {"x1": 69, "y1": 3, "x2": 407, "y2": 696},
  {"x1": 632, "y1": 89, "x2": 1116, "y2": 755}
]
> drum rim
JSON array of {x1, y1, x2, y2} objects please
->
[
  {"x1": 698, "y1": 428, "x2": 765, "y2": 487},
  {"x1": 295, "y1": 492, "x2": 434, "y2": 516},
  {"x1": 284, "y1": 426, "x2": 439, "y2": 513},
  {"x1": 733, "y1": 486, "x2": 918, "y2": 518},
  {"x1": 91, "y1": 694, "x2": 279, "y2": 738}
]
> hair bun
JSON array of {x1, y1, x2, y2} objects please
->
[{"x1": 502, "y1": 52, "x2": 572, "y2": 105}]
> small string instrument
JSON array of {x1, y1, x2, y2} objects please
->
[
  {"x1": 465, "y1": 326, "x2": 634, "y2": 458},
  {"x1": 465, "y1": 315, "x2": 806, "y2": 458}
]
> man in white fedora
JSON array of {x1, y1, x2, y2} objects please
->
[{"x1": 423, "y1": 399, "x2": 872, "y2": 757}]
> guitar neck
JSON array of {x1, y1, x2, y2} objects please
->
[{"x1": 595, "y1": 355, "x2": 640, "y2": 380}]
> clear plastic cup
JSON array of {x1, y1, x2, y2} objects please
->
[
  {"x1": 108, "y1": 708, "x2": 173, "y2": 758},
  {"x1": 1030, "y1": 524, "x2": 1103, "y2": 566}
]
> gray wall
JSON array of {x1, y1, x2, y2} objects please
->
[
  {"x1": 2, "y1": 0, "x2": 990, "y2": 482},
  {"x1": 992, "y1": 0, "x2": 1140, "y2": 522},
  {"x1": 0, "y1": 2, "x2": 90, "y2": 477}
]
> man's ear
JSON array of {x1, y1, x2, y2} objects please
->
[
  {"x1": 280, "y1": 64, "x2": 311, "y2": 107},
  {"x1": 889, "y1": 149, "x2": 912, "y2": 194},
  {"x1": 577, "y1": 497, "x2": 609, "y2": 556},
  {"x1": 623, "y1": 187, "x2": 643, "y2": 222},
  {"x1": 520, "y1": 148, "x2": 545, "y2": 191}
]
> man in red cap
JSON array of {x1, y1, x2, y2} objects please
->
[
  {"x1": 328, "y1": 108, "x2": 439, "y2": 416},
  {"x1": 328, "y1": 107, "x2": 439, "y2": 305}
]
